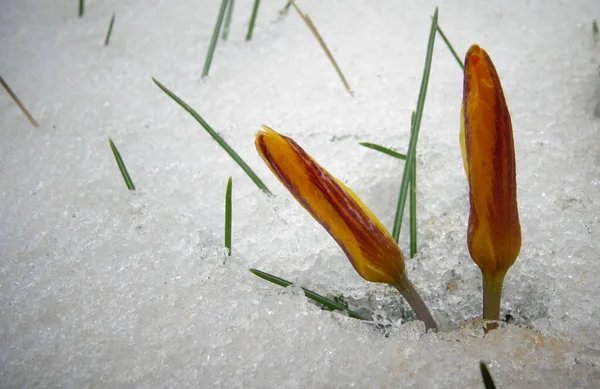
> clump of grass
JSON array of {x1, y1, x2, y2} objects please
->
[
  {"x1": 104, "y1": 13, "x2": 116, "y2": 46},
  {"x1": 108, "y1": 138, "x2": 135, "y2": 190},
  {"x1": 245, "y1": 0, "x2": 261, "y2": 41},
  {"x1": 249, "y1": 268, "x2": 367, "y2": 320},
  {"x1": 288, "y1": 0, "x2": 353, "y2": 96},
  {"x1": 391, "y1": 7, "x2": 438, "y2": 242},
  {"x1": 0, "y1": 75, "x2": 39, "y2": 128},
  {"x1": 360, "y1": 15, "x2": 460, "y2": 257},
  {"x1": 225, "y1": 177, "x2": 233, "y2": 255},
  {"x1": 152, "y1": 78, "x2": 271, "y2": 194},
  {"x1": 203, "y1": 0, "x2": 230, "y2": 78}
]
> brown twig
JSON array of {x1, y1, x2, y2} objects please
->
[
  {"x1": 288, "y1": 0, "x2": 353, "y2": 96},
  {"x1": 0, "y1": 75, "x2": 39, "y2": 127}
]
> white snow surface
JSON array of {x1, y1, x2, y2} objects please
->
[{"x1": 1, "y1": 0, "x2": 600, "y2": 387}]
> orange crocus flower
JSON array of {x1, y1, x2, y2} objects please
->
[
  {"x1": 460, "y1": 45, "x2": 522, "y2": 321},
  {"x1": 256, "y1": 125, "x2": 436, "y2": 330}
]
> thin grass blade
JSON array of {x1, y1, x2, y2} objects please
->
[
  {"x1": 108, "y1": 138, "x2": 135, "y2": 190},
  {"x1": 249, "y1": 268, "x2": 366, "y2": 320},
  {"x1": 152, "y1": 78, "x2": 271, "y2": 194},
  {"x1": 0, "y1": 75, "x2": 39, "y2": 127},
  {"x1": 391, "y1": 8, "x2": 438, "y2": 242},
  {"x1": 79, "y1": 0, "x2": 84, "y2": 17},
  {"x1": 104, "y1": 12, "x2": 116, "y2": 46},
  {"x1": 225, "y1": 177, "x2": 233, "y2": 255},
  {"x1": 409, "y1": 111, "x2": 417, "y2": 258},
  {"x1": 221, "y1": 0, "x2": 235, "y2": 40},
  {"x1": 480, "y1": 362, "x2": 498, "y2": 389},
  {"x1": 202, "y1": 0, "x2": 230, "y2": 78},
  {"x1": 436, "y1": 24, "x2": 463, "y2": 70},
  {"x1": 289, "y1": 0, "x2": 353, "y2": 96},
  {"x1": 594, "y1": 19, "x2": 599, "y2": 35},
  {"x1": 245, "y1": 0, "x2": 261, "y2": 41},
  {"x1": 359, "y1": 142, "x2": 406, "y2": 160}
]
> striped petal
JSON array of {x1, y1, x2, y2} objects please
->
[{"x1": 255, "y1": 125, "x2": 405, "y2": 285}]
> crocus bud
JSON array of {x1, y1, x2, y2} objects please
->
[
  {"x1": 460, "y1": 45, "x2": 522, "y2": 320},
  {"x1": 256, "y1": 125, "x2": 436, "y2": 329}
]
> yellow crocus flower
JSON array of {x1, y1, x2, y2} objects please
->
[
  {"x1": 460, "y1": 45, "x2": 522, "y2": 321},
  {"x1": 256, "y1": 125, "x2": 436, "y2": 330}
]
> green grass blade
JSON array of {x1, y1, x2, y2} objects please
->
[
  {"x1": 480, "y1": 362, "x2": 497, "y2": 389},
  {"x1": 202, "y1": 0, "x2": 230, "y2": 78},
  {"x1": 108, "y1": 138, "x2": 135, "y2": 190},
  {"x1": 245, "y1": 0, "x2": 261, "y2": 41},
  {"x1": 359, "y1": 142, "x2": 406, "y2": 160},
  {"x1": 594, "y1": 19, "x2": 599, "y2": 35},
  {"x1": 152, "y1": 78, "x2": 272, "y2": 194},
  {"x1": 225, "y1": 177, "x2": 233, "y2": 255},
  {"x1": 391, "y1": 7, "x2": 438, "y2": 242},
  {"x1": 104, "y1": 12, "x2": 116, "y2": 46},
  {"x1": 79, "y1": 0, "x2": 84, "y2": 17},
  {"x1": 436, "y1": 24, "x2": 464, "y2": 70},
  {"x1": 249, "y1": 268, "x2": 367, "y2": 320},
  {"x1": 221, "y1": 0, "x2": 235, "y2": 40},
  {"x1": 409, "y1": 111, "x2": 417, "y2": 258}
]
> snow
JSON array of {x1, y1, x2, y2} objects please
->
[{"x1": 1, "y1": 0, "x2": 600, "y2": 387}]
